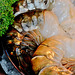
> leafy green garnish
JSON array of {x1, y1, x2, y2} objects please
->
[{"x1": 0, "y1": 0, "x2": 19, "y2": 36}]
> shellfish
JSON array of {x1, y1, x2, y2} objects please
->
[
  {"x1": 3, "y1": 0, "x2": 75, "y2": 75},
  {"x1": 13, "y1": 0, "x2": 50, "y2": 16},
  {"x1": 31, "y1": 36, "x2": 75, "y2": 75},
  {"x1": 5, "y1": 10, "x2": 45, "y2": 74}
]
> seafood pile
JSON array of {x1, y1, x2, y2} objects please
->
[
  {"x1": 31, "y1": 36, "x2": 75, "y2": 75},
  {"x1": 6, "y1": 10, "x2": 45, "y2": 74},
  {"x1": 5, "y1": 0, "x2": 75, "y2": 75}
]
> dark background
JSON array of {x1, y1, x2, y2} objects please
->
[{"x1": 0, "y1": 37, "x2": 6, "y2": 75}]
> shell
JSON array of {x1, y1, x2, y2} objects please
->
[
  {"x1": 39, "y1": 66, "x2": 72, "y2": 75},
  {"x1": 6, "y1": 27, "x2": 44, "y2": 74},
  {"x1": 13, "y1": 0, "x2": 50, "y2": 16},
  {"x1": 13, "y1": 10, "x2": 44, "y2": 32},
  {"x1": 31, "y1": 37, "x2": 74, "y2": 75},
  {"x1": 5, "y1": 10, "x2": 45, "y2": 74},
  {"x1": 61, "y1": 58, "x2": 75, "y2": 75}
]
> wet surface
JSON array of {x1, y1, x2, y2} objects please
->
[{"x1": 0, "y1": 36, "x2": 21, "y2": 75}]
